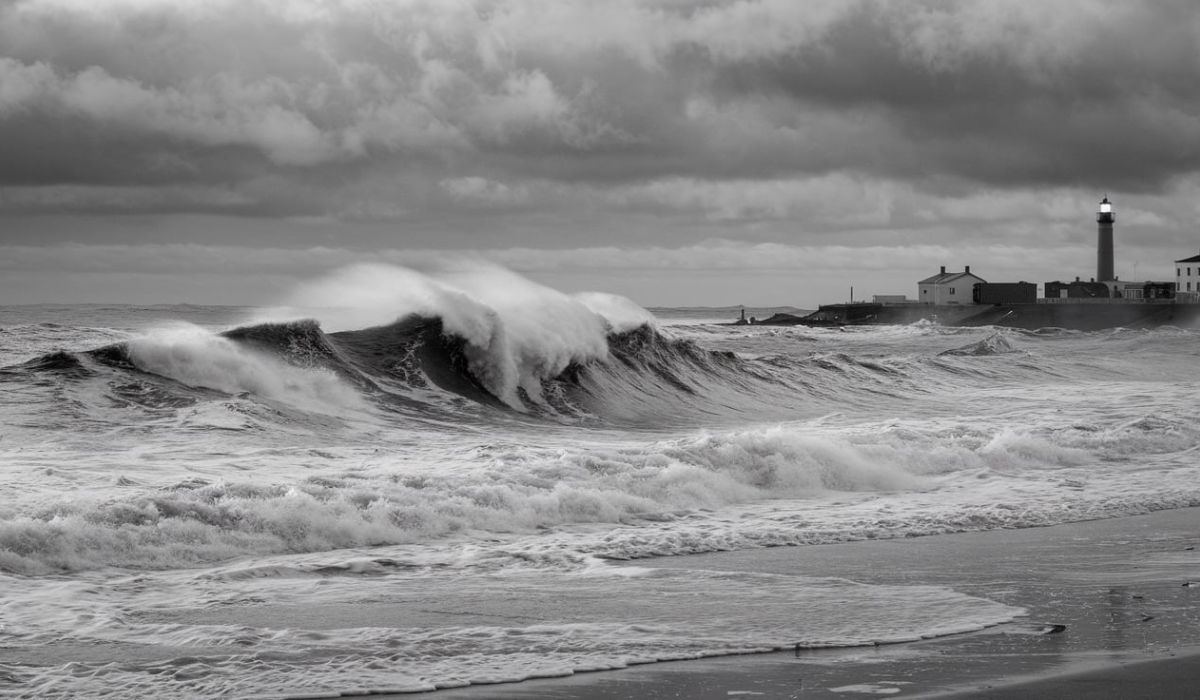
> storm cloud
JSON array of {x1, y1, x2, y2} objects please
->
[{"x1": 2, "y1": 0, "x2": 1199, "y2": 305}]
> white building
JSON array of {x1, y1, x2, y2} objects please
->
[
  {"x1": 917, "y1": 266, "x2": 986, "y2": 305},
  {"x1": 1176, "y1": 252, "x2": 1200, "y2": 300}
]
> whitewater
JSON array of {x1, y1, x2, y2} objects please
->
[{"x1": 2, "y1": 263, "x2": 1199, "y2": 698}]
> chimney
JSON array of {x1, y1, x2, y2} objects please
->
[
  {"x1": 965, "y1": 265, "x2": 971, "y2": 274},
  {"x1": 940, "y1": 265, "x2": 946, "y2": 274}
]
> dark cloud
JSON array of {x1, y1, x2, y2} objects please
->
[
  {"x1": 2, "y1": 0, "x2": 1193, "y2": 202},
  {"x1": 702, "y1": 1, "x2": 1200, "y2": 190},
  {"x1": 0, "y1": 0, "x2": 1198, "y2": 307}
]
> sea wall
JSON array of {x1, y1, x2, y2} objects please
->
[
  {"x1": 953, "y1": 302, "x2": 1200, "y2": 330},
  {"x1": 795, "y1": 302, "x2": 1200, "y2": 331}
]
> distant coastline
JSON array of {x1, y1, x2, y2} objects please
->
[
  {"x1": 722, "y1": 196, "x2": 1200, "y2": 331},
  {"x1": 744, "y1": 299, "x2": 1200, "y2": 331},
  {"x1": 650, "y1": 306, "x2": 809, "y2": 324}
]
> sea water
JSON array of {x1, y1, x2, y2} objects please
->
[{"x1": 1, "y1": 264, "x2": 1198, "y2": 698}]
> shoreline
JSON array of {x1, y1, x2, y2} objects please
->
[
  {"x1": 409, "y1": 646, "x2": 1200, "y2": 699},
  {"x1": 927, "y1": 647, "x2": 1200, "y2": 698},
  {"x1": 410, "y1": 508, "x2": 1200, "y2": 699}
]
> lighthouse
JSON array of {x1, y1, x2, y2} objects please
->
[{"x1": 1096, "y1": 196, "x2": 1114, "y2": 282}]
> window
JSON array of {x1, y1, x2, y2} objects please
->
[
  {"x1": 1188, "y1": 282, "x2": 1193, "y2": 292},
  {"x1": 949, "y1": 287, "x2": 956, "y2": 295}
]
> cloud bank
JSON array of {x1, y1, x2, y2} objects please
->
[{"x1": 1, "y1": 0, "x2": 1198, "y2": 304}]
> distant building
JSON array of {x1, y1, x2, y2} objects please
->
[
  {"x1": 1120, "y1": 281, "x2": 1175, "y2": 300},
  {"x1": 872, "y1": 294, "x2": 908, "y2": 304},
  {"x1": 974, "y1": 282, "x2": 1036, "y2": 305},
  {"x1": 1045, "y1": 279, "x2": 1111, "y2": 299},
  {"x1": 1175, "y1": 251, "x2": 1200, "y2": 297},
  {"x1": 918, "y1": 266, "x2": 986, "y2": 305}
]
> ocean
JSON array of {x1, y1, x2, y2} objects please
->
[{"x1": 2, "y1": 268, "x2": 1199, "y2": 698}]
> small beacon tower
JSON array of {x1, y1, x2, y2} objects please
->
[{"x1": 1097, "y1": 196, "x2": 1114, "y2": 282}]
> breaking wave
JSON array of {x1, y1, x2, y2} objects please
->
[{"x1": 939, "y1": 331, "x2": 1018, "y2": 356}]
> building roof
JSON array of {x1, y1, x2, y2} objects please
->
[
  {"x1": 1175, "y1": 253, "x2": 1200, "y2": 263},
  {"x1": 917, "y1": 271, "x2": 987, "y2": 285}
]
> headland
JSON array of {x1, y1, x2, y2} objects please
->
[
  {"x1": 737, "y1": 197, "x2": 1200, "y2": 331},
  {"x1": 752, "y1": 299, "x2": 1200, "y2": 331}
]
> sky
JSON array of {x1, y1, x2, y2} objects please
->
[{"x1": 2, "y1": 0, "x2": 1200, "y2": 309}]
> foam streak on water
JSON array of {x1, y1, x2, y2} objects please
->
[{"x1": 1, "y1": 272, "x2": 1199, "y2": 697}]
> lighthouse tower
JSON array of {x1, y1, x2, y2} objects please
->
[{"x1": 1096, "y1": 196, "x2": 1114, "y2": 282}]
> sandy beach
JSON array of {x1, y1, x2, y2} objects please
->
[{"x1": 412, "y1": 507, "x2": 1200, "y2": 699}]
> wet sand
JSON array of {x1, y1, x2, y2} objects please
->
[
  {"x1": 415, "y1": 507, "x2": 1200, "y2": 698},
  {"x1": 411, "y1": 649, "x2": 1200, "y2": 699},
  {"x1": 938, "y1": 651, "x2": 1200, "y2": 698}
]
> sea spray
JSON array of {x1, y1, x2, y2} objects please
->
[{"x1": 125, "y1": 324, "x2": 366, "y2": 412}]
